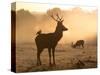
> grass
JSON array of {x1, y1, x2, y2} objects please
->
[{"x1": 16, "y1": 43, "x2": 97, "y2": 72}]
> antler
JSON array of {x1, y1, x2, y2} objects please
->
[
  {"x1": 56, "y1": 13, "x2": 63, "y2": 21},
  {"x1": 50, "y1": 13, "x2": 58, "y2": 22},
  {"x1": 49, "y1": 12, "x2": 63, "y2": 22}
]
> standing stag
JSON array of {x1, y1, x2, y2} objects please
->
[
  {"x1": 71, "y1": 40, "x2": 84, "y2": 48},
  {"x1": 35, "y1": 13, "x2": 68, "y2": 66}
]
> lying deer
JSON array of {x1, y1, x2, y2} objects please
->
[
  {"x1": 35, "y1": 13, "x2": 68, "y2": 66},
  {"x1": 71, "y1": 40, "x2": 84, "y2": 48}
]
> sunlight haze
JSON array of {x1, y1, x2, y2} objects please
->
[{"x1": 12, "y1": 2, "x2": 97, "y2": 44}]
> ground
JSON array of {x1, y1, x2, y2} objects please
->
[{"x1": 16, "y1": 43, "x2": 97, "y2": 73}]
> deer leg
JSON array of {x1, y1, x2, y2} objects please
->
[
  {"x1": 37, "y1": 51, "x2": 39, "y2": 66},
  {"x1": 38, "y1": 52, "x2": 41, "y2": 65},
  {"x1": 48, "y1": 48, "x2": 51, "y2": 65},
  {"x1": 82, "y1": 44, "x2": 84, "y2": 48},
  {"x1": 52, "y1": 48, "x2": 56, "y2": 65},
  {"x1": 37, "y1": 50, "x2": 42, "y2": 66}
]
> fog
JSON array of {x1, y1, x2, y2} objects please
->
[{"x1": 15, "y1": 7, "x2": 97, "y2": 44}]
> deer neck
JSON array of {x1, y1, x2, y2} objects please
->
[
  {"x1": 71, "y1": 43, "x2": 73, "y2": 47},
  {"x1": 54, "y1": 29, "x2": 63, "y2": 42}
]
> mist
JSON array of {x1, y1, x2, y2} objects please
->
[{"x1": 15, "y1": 7, "x2": 97, "y2": 44}]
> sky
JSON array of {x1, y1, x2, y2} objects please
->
[{"x1": 15, "y1": 2, "x2": 97, "y2": 12}]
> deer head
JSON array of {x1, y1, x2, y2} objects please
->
[
  {"x1": 71, "y1": 42, "x2": 76, "y2": 48},
  {"x1": 50, "y1": 13, "x2": 68, "y2": 32}
]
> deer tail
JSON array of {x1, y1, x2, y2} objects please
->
[{"x1": 36, "y1": 30, "x2": 42, "y2": 35}]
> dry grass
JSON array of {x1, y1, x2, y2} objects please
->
[{"x1": 16, "y1": 43, "x2": 97, "y2": 72}]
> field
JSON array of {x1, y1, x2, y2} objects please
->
[{"x1": 16, "y1": 43, "x2": 97, "y2": 72}]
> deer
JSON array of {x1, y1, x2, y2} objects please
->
[
  {"x1": 71, "y1": 40, "x2": 84, "y2": 48},
  {"x1": 35, "y1": 13, "x2": 68, "y2": 66}
]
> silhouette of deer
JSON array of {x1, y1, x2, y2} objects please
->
[
  {"x1": 71, "y1": 40, "x2": 84, "y2": 48},
  {"x1": 35, "y1": 13, "x2": 68, "y2": 66}
]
